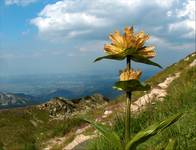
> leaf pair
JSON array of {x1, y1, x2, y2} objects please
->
[
  {"x1": 113, "y1": 79, "x2": 150, "y2": 92},
  {"x1": 125, "y1": 113, "x2": 182, "y2": 150},
  {"x1": 94, "y1": 48, "x2": 162, "y2": 68},
  {"x1": 83, "y1": 113, "x2": 182, "y2": 150},
  {"x1": 94, "y1": 48, "x2": 136, "y2": 62}
]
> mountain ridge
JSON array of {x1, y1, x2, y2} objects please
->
[
  {"x1": 0, "y1": 52, "x2": 195, "y2": 150},
  {"x1": 0, "y1": 92, "x2": 30, "y2": 108}
]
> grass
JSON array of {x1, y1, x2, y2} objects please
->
[
  {"x1": 87, "y1": 58, "x2": 196, "y2": 149},
  {"x1": 0, "y1": 101, "x2": 108, "y2": 150},
  {"x1": 115, "y1": 52, "x2": 196, "y2": 103},
  {"x1": 0, "y1": 53, "x2": 195, "y2": 150},
  {"x1": 145, "y1": 53, "x2": 195, "y2": 86},
  {"x1": 50, "y1": 132, "x2": 75, "y2": 150},
  {"x1": 0, "y1": 107, "x2": 84, "y2": 150}
]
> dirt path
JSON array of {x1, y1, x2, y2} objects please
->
[
  {"x1": 61, "y1": 72, "x2": 181, "y2": 150},
  {"x1": 131, "y1": 72, "x2": 180, "y2": 112},
  {"x1": 44, "y1": 54, "x2": 196, "y2": 150},
  {"x1": 43, "y1": 72, "x2": 180, "y2": 150}
]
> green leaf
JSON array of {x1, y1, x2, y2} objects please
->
[
  {"x1": 113, "y1": 79, "x2": 150, "y2": 92},
  {"x1": 93, "y1": 47, "x2": 162, "y2": 69},
  {"x1": 94, "y1": 54, "x2": 125, "y2": 62},
  {"x1": 131, "y1": 54, "x2": 162, "y2": 68},
  {"x1": 83, "y1": 118, "x2": 122, "y2": 150},
  {"x1": 94, "y1": 48, "x2": 136, "y2": 62},
  {"x1": 125, "y1": 113, "x2": 183, "y2": 150},
  {"x1": 93, "y1": 48, "x2": 162, "y2": 69},
  {"x1": 165, "y1": 139, "x2": 176, "y2": 150}
]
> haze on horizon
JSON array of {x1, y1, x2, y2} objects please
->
[{"x1": 0, "y1": 0, "x2": 195, "y2": 76}]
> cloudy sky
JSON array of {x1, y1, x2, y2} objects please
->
[{"x1": 0, "y1": 0, "x2": 195, "y2": 75}]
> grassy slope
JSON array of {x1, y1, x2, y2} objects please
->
[
  {"x1": 0, "y1": 53, "x2": 195, "y2": 150},
  {"x1": 0, "y1": 107, "x2": 84, "y2": 150},
  {"x1": 87, "y1": 53, "x2": 196, "y2": 149},
  {"x1": 131, "y1": 66, "x2": 196, "y2": 150},
  {"x1": 114, "y1": 53, "x2": 196, "y2": 103}
]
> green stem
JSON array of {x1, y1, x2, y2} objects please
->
[{"x1": 125, "y1": 56, "x2": 132, "y2": 144}]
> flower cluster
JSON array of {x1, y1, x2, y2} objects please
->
[
  {"x1": 104, "y1": 26, "x2": 156, "y2": 58},
  {"x1": 120, "y1": 69, "x2": 142, "y2": 81}
]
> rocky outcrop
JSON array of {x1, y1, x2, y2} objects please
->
[
  {"x1": 0, "y1": 92, "x2": 29, "y2": 107},
  {"x1": 38, "y1": 93, "x2": 109, "y2": 117},
  {"x1": 73, "y1": 93, "x2": 109, "y2": 110},
  {"x1": 38, "y1": 97, "x2": 77, "y2": 116}
]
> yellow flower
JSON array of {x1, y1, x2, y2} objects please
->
[
  {"x1": 104, "y1": 26, "x2": 155, "y2": 58},
  {"x1": 120, "y1": 68, "x2": 142, "y2": 81}
]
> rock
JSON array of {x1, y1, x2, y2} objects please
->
[
  {"x1": 131, "y1": 72, "x2": 181, "y2": 112},
  {"x1": 102, "y1": 110, "x2": 112, "y2": 118},
  {"x1": 189, "y1": 59, "x2": 196, "y2": 67},
  {"x1": 184, "y1": 57, "x2": 190, "y2": 61},
  {"x1": 38, "y1": 93, "x2": 109, "y2": 117},
  {"x1": 38, "y1": 97, "x2": 76, "y2": 117},
  {"x1": 75, "y1": 125, "x2": 90, "y2": 134},
  {"x1": 104, "y1": 110, "x2": 112, "y2": 115},
  {"x1": 191, "y1": 53, "x2": 196, "y2": 57},
  {"x1": 72, "y1": 93, "x2": 109, "y2": 112},
  {"x1": 158, "y1": 73, "x2": 180, "y2": 89},
  {"x1": 64, "y1": 134, "x2": 96, "y2": 150}
]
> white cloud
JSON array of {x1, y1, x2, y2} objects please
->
[
  {"x1": 30, "y1": 0, "x2": 154, "y2": 40},
  {"x1": 149, "y1": 35, "x2": 194, "y2": 51},
  {"x1": 31, "y1": 0, "x2": 117, "y2": 40},
  {"x1": 31, "y1": 0, "x2": 195, "y2": 55},
  {"x1": 155, "y1": 0, "x2": 177, "y2": 8},
  {"x1": 5, "y1": 0, "x2": 38, "y2": 6},
  {"x1": 168, "y1": 0, "x2": 195, "y2": 38}
]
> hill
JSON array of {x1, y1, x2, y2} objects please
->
[
  {"x1": 64, "y1": 52, "x2": 196, "y2": 150},
  {"x1": 0, "y1": 92, "x2": 30, "y2": 108},
  {"x1": 0, "y1": 52, "x2": 195, "y2": 150},
  {"x1": 0, "y1": 93, "x2": 109, "y2": 150}
]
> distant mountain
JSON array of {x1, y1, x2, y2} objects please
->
[
  {"x1": 0, "y1": 92, "x2": 30, "y2": 108},
  {"x1": 0, "y1": 88, "x2": 111, "y2": 109},
  {"x1": 14, "y1": 93, "x2": 35, "y2": 101},
  {"x1": 0, "y1": 52, "x2": 195, "y2": 150},
  {"x1": 39, "y1": 89, "x2": 75, "y2": 101},
  {"x1": 1, "y1": 71, "x2": 150, "y2": 100}
]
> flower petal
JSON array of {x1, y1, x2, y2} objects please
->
[
  {"x1": 120, "y1": 68, "x2": 142, "y2": 81},
  {"x1": 109, "y1": 31, "x2": 124, "y2": 48},
  {"x1": 104, "y1": 44, "x2": 123, "y2": 54}
]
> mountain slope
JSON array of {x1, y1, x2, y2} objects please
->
[
  {"x1": 61, "y1": 52, "x2": 196, "y2": 150},
  {"x1": 0, "y1": 93, "x2": 109, "y2": 150},
  {"x1": 82, "y1": 52, "x2": 196, "y2": 150},
  {"x1": 0, "y1": 52, "x2": 195, "y2": 150},
  {"x1": 0, "y1": 92, "x2": 30, "y2": 108}
]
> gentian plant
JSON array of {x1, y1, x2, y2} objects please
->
[{"x1": 84, "y1": 26, "x2": 182, "y2": 150}]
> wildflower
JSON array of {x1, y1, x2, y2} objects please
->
[
  {"x1": 120, "y1": 68, "x2": 142, "y2": 81},
  {"x1": 104, "y1": 26, "x2": 155, "y2": 58}
]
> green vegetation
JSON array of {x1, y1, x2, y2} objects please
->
[
  {"x1": 93, "y1": 26, "x2": 163, "y2": 147},
  {"x1": 116, "y1": 53, "x2": 196, "y2": 103},
  {"x1": 87, "y1": 24, "x2": 191, "y2": 150},
  {"x1": 146, "y1": 53, "x2": 196, "y2": 86},
  {"x1": 0, "y1": 53, "x2": 195, "y2": 150},
  {"x1": 0, "y1": 107, "x2": 83, "y2": 150},
  {"x1": 85, "y1": 113, "x2": 182, "y2": 150},
  {"x1": 87, "y1": 59, "x2": 196, "y2": 149}
]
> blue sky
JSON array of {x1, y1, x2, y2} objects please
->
[{"x1": 0, "y1": 0, "x2": 195, "y2": 75}]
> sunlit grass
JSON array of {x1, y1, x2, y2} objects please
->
[{"x1": 87, "y1": 65, "x2": 196, "y2": 149}]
